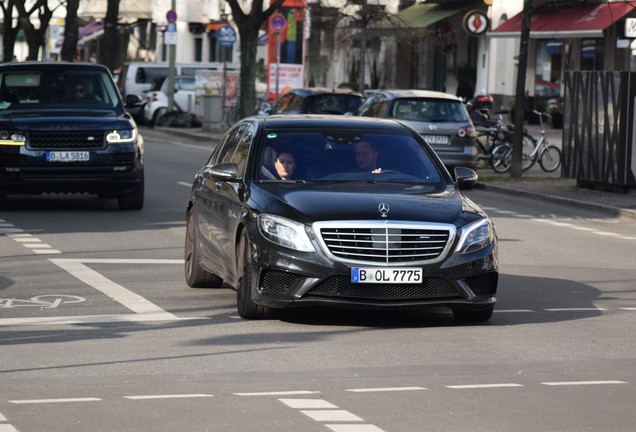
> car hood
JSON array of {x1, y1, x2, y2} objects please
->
[
  {"x1": 0, "y1": 113, "x2": 133, "y2": 131},
  {"x1": 250, "y1": 181, "x2": 485, "y2": 226}
]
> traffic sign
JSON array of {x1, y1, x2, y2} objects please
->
[
  {"x1": 271, "y1": 14, "x2": 287, "y2": 32},
  {"x1": 216, "y1": 25, "x2": 237, "y2": 47},
  {"x1": 166, "y1": 9, "x2": 177, "y2": 24}
]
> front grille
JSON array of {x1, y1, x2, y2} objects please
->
[
  {"x1": 307, "y1": 276, "x2": 460, "y2": 300},
  {"x1": 465, "y1": 272, "x2": 498, "y2": 297},
  {"x1": 316, "y1": 221, "x2": 454, "y2": 265},
  {"x1": 27, "y1": 130, "x2": 106, "y2": 149}
]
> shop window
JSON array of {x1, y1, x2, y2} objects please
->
[{"x1": 581, "y1": 39, "x2": 604, "y2": 71}]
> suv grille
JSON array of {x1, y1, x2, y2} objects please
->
[
  {"x1": 316, "y1": 221, "x2": 454, "y2": 265},
  {"x1": 27, "y1": 130, "x2": 106, "y2": 149}
]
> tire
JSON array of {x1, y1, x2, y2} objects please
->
[
  {"x1": 151, "y1": 107, "x2": 168, "y2": 127},
  {"x1": 236, "y1": 231, "x2": 268, "y2": 319},
  {"x1": 490, "y1": 144, "x2": 512, "y2": 173},
  {"x1": 452, "y1": 305, "x2": 494, "y2": 322},
  {"x1": 184, "y1": 209, "x2": 223, "y2": 288},
  {"x1": 539, "y1": 145, "x2": 562, "y2": 172},
  {"x1": 117, "y1": 170, "x2": 144, "y2": 210},
  {"x1": 521, "y1": 133, "x2": 538, "y2": 171}
]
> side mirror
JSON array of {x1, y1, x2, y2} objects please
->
[
  {"x1": 125, "y1": 94, "x2": 144, "y2": 108},
  {"x1": 454, "y1": 166, "x2": 478, "y2": 189}
]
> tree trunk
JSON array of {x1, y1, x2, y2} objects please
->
[
  {"x1": 101, "y1": 0, "x2": 120, "y2": 71},
  {"x1": 61, "y1": 0, "x2": 80, "y2": 62}
]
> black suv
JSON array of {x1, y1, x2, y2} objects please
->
[{"x1": 0, "y1": 62, "x2": 144, "y2": 210}]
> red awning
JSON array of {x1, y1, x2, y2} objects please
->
[{"x1": 489, "y1": 2, "x2": 636, "y2": 38}]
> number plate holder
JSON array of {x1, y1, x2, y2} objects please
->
[
  {"x1": 423, "y1": 135, "x2": 450, "y2": 145},
  {"x1": 351, "y1": 267, "x2": 422, "y2": 284},
  {"x1": 47, "y1": 151, "x2": 90, "y2": 162}
]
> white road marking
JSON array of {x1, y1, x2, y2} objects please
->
[
  {"x1": 326, "y1": 426, "x2": 385, "y2": 432},
  {"x1": 9, "y1": 398, "x2": 101, "y2": 404},
  {"x1": 544, "y1": 308, "x2": 606, "y2": 312},
  {"x1": 279, "y1": 399, "x2": 338, "y2": 409},
  {"x1": 177, "y1": 181, "x2": 192, "y2": 188},
  {"x1": 50, "y1": 259, "x2": 178, "y2": 316},
  {"x1": 300, "y1": 410, "x2": 363, "y2": 422},
  {"x1": 124, "y1": 394, "x2": 213, "y2": 400},
  {"x1": 0, "y1": 313, "x2": 200, "y2": 326},
  {"x1": 0, "y1": 413, "x2": 6, "y2": 420},
  {"x1": 235, "y1": 391, "x2": 319, "y2": 396},
  {"x1": 541, "y1": 380, "x2": 627, "y2": 386},
  {"x1": 32, "y1": 249, "x2": 62, "y2": 254},
  {"x1": 13, "y1": 237, "x2": 39, "y2": 242},
  {"x1": 494, "y1": 309, "x2": 535, "y2": 313},
  {"x1": 0, "y1": 425, "x2": 19, "y2": 432},
  {"x1": 346, "y1": 387, "x2": 425, "y2": 393},
  {"x1": 447, "y1": 383, "x2": 523, "y2": 389}
]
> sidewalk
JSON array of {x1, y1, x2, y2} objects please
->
[{"x1": 152, "y1": 124, "x2": 636, "y2": 220}]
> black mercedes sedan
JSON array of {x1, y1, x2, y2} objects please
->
[{"x1": 185, "y1": 115, "x2": 498, "y2": 322}]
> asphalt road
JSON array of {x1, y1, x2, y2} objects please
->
[{"x1": 0, "y1": 127, "x2": 635, "y2": 432}]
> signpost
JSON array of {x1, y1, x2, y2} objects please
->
[
  {"x1": 166, "y1": 8, "x2": 177, "y2": 111},
  {"x1": 216, "y1": 25, "x2": 237, "y2": 110},
  {"x1": 270, "y1": 14, "x2": 287, "y2": 102}
]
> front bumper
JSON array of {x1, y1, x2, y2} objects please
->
[{"x1": 248, "y1": 231, "x2": 498, "y2": 311}]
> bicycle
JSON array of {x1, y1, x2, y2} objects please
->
[
  {"x1": 520, "y1": 110, "x2": 562, "y2": 172},
  {"x1": 474, "y1": 110, "x2": 536, "y2": 173}
]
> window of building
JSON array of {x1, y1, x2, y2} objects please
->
[{"x1": 581, "y1": 39, "x2": 604, "y2": 71}]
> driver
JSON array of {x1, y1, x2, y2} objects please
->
[{"x1": 354, "y1": 141, "x2": 382, "y2": 173}]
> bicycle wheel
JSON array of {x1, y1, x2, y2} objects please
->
[
  {"x1": 539, "y1": 145, "x2": 562, "y2": 172},
  {"x1": 521, "y1": 133, "x2": 538, "y2": 171},
  {"x1": 490, "y1": 143, "x2": 512, "y2": 173}
]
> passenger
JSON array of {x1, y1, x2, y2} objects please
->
[
  {"x1": 354, "y1": 141, "x2": 382, "y2": 173},
  {"x1": 274, "y1": 150, "x2": 297, "y2": 180}
]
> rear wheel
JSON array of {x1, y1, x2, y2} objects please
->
[
  {"x1": 236, "y1": 231, "x2": 268, "y2": 319},
  {"x1": 452, "y1": 305, "x2": 494, "y2": 322},
  {"x1": 539, "y1": 145, "x2": 562, "y2": 172},
  {"x1": 151, "y1": 107, "x2": 168, "y2": 127},
  {"x1": 184, "y1": 209, "x2": 223, "y2": 288}
]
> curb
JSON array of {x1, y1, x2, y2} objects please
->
[{"x1": 476, "y1": 183, "x2": 636, "y2": 221}]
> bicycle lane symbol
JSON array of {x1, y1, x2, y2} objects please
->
[{"x1": 0, "y1": 295, "x2": 85, "y2": 310}]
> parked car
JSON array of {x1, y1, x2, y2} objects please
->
[
  {"x1": 143, "y1": 75, "x2": 197, "y2": 126},
  {"x1": 356, "y1": 89, "x2": 479, "y2": 170},
  {"x1": 0, "y1": 62, "x2": 144, "y2": 210},
  {"x1": 184, "y1": 115, "x2": 499, "y2": 322},
  {"x1": 117, "y1": 61, "x2": 239, "y2": 121},
  {"x1": 271, "y1": 87, "x2": 364, "y2": 115}
]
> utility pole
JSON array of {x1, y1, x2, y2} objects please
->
[
  {"x1": 511, "y1": 0, "x2": 533, "y2": 178},
  {"x1": 167, "y1": 0, "x2": 177, "y2": 112}
]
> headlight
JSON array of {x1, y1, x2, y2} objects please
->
[
  {"x1": 258, "y1": 214, "x2": 316, "y2": 252},
  {"x1": 0, "y1": 130, "x2": 26, "y2": 145},
  {"x1": 106, "y1": 128, "x2": 137, "y2": 143},
  {"x1": 454, "y1": 218, "x2": 494, "y2": 254}
]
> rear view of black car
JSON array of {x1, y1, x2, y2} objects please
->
[{"x1": 0, "y1": 62, "x2": 144, "y2": 210}]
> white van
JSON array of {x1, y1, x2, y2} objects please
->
[{"x1": 117, "y1": 61, "x2": 239, "y2": 120}]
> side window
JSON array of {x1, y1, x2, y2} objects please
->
[
  {"x1": 273, "y1": 94, "x2": 292, "y2": 113},
  {"x1": 368, "y1": 95, "x2": 386, "y2": 117},
  {"x1": 358, "y1": 94, "x2": 379, "y2": 116},
  {"x1": 220, "y1": 124, "x2": 247, "y2": 164},
  {"x1": 209, "y1": 124, "x2": 245, "y2": 165},
  {"x1": 229, "y1": 123, "x2": 255, "y2": 175}
]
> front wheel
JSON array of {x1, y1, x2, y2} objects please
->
[
  {"x1": 236, "y1": 231, "x2": 268, "y2": 319},
  {"x1": 490, "y1": 144, "x2": 512, "y2": 173},
  {"x1": 539, "y1": 145, "x2": 562, "y2": 172}
]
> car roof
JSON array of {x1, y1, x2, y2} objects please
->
[
  {"x1": 0, "y1": 61, "x2": 109, "y2": 72},
  {"x1": 285, "y1": 87, "x2": 364, "y2": 97},
  {"x1": 259, "y1": 114, "x2": 413, "y2": 132},
  {"x1": 378, "y1": 89, "x2": 462, "y2": 101}
]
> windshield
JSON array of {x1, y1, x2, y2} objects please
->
[
  {"x1": 0, "y1": 68, "x2": 122, "y2": 114},
  {"x1": 391, "y1": 98, "x2": 469, "y2": 122},
  {"x1": 258, "y1": 130, "x2": 444, "y2": 184}
]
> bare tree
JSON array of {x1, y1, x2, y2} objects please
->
[
  {"x1": 61, "y1": 0, "x2": 80, "y2": 62},
  {"x1": 14, "y1": 0, "x2": 59, "y2": 61},
  {"x1": 227, "y1": 0, "x2": 284, "y2": 119},
  {"x1": 0, "y1": 0, "x2": 20, "y2": 62}
]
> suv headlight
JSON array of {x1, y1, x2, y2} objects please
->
[
  {"x1": 0, "y1": 130, "x2": 26, "y2": 145},
  {"x1": 106, "y1": 128, "x2": 137, "y2": 143},
  {"x1": 455, "y1": 218, "x2": 495, "y2": 254},
  {"x1": 258, "y1": 214, "x2": 316, "y2": 252}
]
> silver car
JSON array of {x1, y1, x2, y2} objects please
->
[{"x1": 356, "y1": 89, "x2": 478, "y2": 170}]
